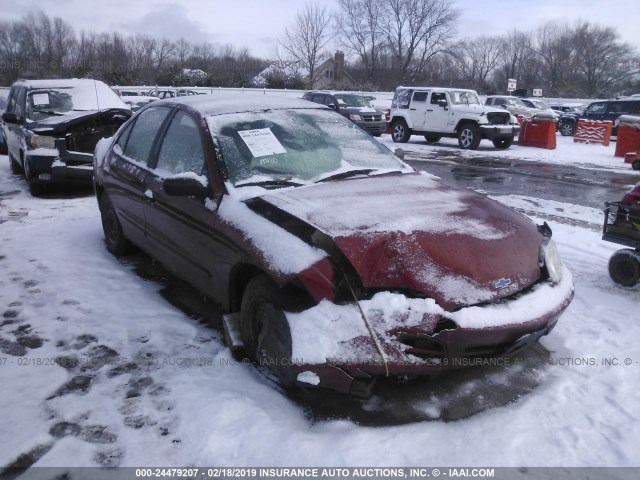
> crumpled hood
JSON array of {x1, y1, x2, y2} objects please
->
[
  {"x1": 29, "y1": 108, "x2": 132, "y2": 135},
  {"x1": 257, "y1": 173, "x2": 544, "y2": 310}
]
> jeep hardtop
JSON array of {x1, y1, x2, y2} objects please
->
[{"x1": 389, "y1": 86, "x2": 520, "y2": 149}]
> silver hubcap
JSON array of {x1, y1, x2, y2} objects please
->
[
  {"x1": 394, "y1": 125, "x2": 404, "y2": 140},
  {"x1": 460, "y1": 129, "x2": 473, "y2": 147}
]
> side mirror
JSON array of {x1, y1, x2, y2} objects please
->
[
  {"x1": 394, "y1": 148, "x2": 405, "y2": 160},
  {"x1": 163, "y1": 176, "x2": 208, "y2": 197},
  {"x1": 437, "y1": 99, "x2": 448, "y2": 108},
  {"x1": 2, "y1": 112, "x2": 20, "y2": 124},
  {"x1": 327, "y1": 103, "x2": 337, "y2": 110}
]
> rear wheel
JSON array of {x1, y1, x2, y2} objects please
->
[
  {"x1": 560, "y1": 122, "x2": 575, "y2": 136},
  {"x1": 632, "y1": 159, "x2": 640, "y2": 171},
  {"x1": 424, "y1": 134, "x2": 441, "y2": 143},
  {"x1": 608, "y1": 249, "x2": 640, "y2": 287},
  {"x1": 391, "y1": 120, "x2": 411, "y2": 143},
  {"x1": 99, "y1": 193, "x2": 133, "y2": 256},
  {"x1": 492, "y1": 137, "x2": 513, "y2": 149},
  {"x1": 458, "y1": 123, "x2": 481, "y2": 150},
  {"x1": 240, "y1": 275, "x2": 295, "y2": 386},
  {"x1": 8, "y1": 152, "x2": 22, "y2": 175}
]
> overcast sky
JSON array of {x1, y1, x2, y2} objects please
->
[{"x1": 0, "y1": 0, "x2": 638, "y2": 58}]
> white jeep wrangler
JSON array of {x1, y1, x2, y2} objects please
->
[{"x1": 389, "y1": 87, "x2": 520, "y2": 149}]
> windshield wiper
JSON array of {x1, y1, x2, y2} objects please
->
[
  {"x1": 235, "y1": 179, "x2": 304, "y2": 189},
  {"x1": 32, "y1": 109, "x2": 64, "y2": 116},
  {"x1": 314, "y1": 169, "x2": 376, "y2": 183}
]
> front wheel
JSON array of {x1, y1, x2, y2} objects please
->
[
  {"x1": 458, "y1": 124, "x2": 481, "y2": 150},
  {"x1": 560, "y1": 122, "x2": 575, "y2": 136},
  {"x1": 608, "y1": 249, "x2": 640, "y2": 287},
  {"x1": 492, "y1": 137, "x2": 513, "y2": 149},
  {"x1": 99, "y1": 193, "x2": 133, "y2": 256},
  {"x1": 241, "y1": 275, "x2": 295, "y2": 386},
  {"x1": 391, "y1": 120, "x2": 411, "y2": 143}
]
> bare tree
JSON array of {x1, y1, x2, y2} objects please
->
[
  {"x1": 571, "y1": 20, "x2": 636, "y2": 97},
  {"x1": 454, "y1": 36, "x2": 502, "y2": 91},
  {"x1": 336, "y1": 0, "x2": 385, "y2": 84},
  {"x1": 383, "y1": 0, "x2": 459, "y2": 84},
  {"x1": 280, "y1": 2, "x2": 334, "y2": 88}
]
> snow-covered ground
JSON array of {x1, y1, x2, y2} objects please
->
[
  {"x1": 380, "y1": 134, "x2": 640, "y2": 176},
  {"x1": 0, "y1": 148, "x2": 639, "y2": 469}
]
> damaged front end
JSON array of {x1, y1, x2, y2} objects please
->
[{"x1": 224, "y1": 175, "x2": 575, "y2": 397}]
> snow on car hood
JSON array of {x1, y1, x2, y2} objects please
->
[{"x1": 258, "y1": 173, "x2": 544, "y2": 309}]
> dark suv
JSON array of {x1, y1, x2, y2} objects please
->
[
  {"x1": 302, "y1": 91, "x2": 387, "y2": 136},
  {"x1": 2, "y1": 79, "x2": 131, "y2": 195},
  {"x1": 581, "y1": 99, "x2": 640, "y2": 136}
]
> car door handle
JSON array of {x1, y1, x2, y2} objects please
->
[
  {"x1": 410, "y1": 108, "x2": 417, "y2": 111},
  {"x1": 144, "y1": 189, "x2": 154, "y2": 203},
  {"x1": 427, "y1": 109, "x2": 434, "y2": 112}
]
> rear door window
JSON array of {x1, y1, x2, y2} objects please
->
[{"x1": 412, "y1": 91, "x2": 428, "y2": 103}]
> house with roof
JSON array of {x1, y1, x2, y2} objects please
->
[{"x1": 253, "y1": 51, "x2": 357, "y2": 90}]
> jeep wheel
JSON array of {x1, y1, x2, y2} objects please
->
[
  {"x1": 560, "y1": 122, "x2": 575, "y2": 136},
  {"x1": 632, "y1": 159, "x2": 640, "y2": 171},
  {"x1": 424, "y1": 135, "x2": 441, "y2": 143},
  {"x1": 492, "y1": 137, "x2": 513, "y2": 149},
  {"x1": 391, "y1": 120, "x2": 411, "y2": 143},
  {"x1": 458, "y1": 123, "x2": 481, "y2": 150}
]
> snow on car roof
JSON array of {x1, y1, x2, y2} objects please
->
[{"x1": 163, "y1": 95, "x2": 326, "y2": 117}]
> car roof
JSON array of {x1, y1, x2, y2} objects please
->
[
  {"x1": 11, "y1": 78, "x2": 108, "y2": 89},
  {"x1": 306, "y1": 91, "x2": 368, "y2": 96},
  {"x1": 161, "y1": 95, "x2": 326, "y2": 116},
  {"x1": 397, "y1": 86, "x2": 477, "y2": 93}
]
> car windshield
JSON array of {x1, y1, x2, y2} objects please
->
[
  {"x1": 26, "y1": 82, "x2": 124, "y2": 120},
  {"x1": 448, "y1": 90, "x2": 481, "y2": 106},
  {"x1": 208, "y1": 109, "x2": 410, "y2": 187},
  {"x1": 531, "y1": 100, "x2": 550, "y2": 109},
  {"x1": 334, "y1": 94, "x2": 372, "y2": 108}
]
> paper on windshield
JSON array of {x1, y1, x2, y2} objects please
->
[
  {"x1": 32, "y1": 93, "x2": 50, "y2": 106},
  {"x1": 238, "y1": 128, "x2": 287, "y2": 157}
]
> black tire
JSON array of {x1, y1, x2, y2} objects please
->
[
  {"x1": 632, "y1": 159, "x2": 640, "y2": 171},
  {"x1": 27, "y1": 179, "x2": 43, "y2": 197},
  {"x1": 99, "y1": 193, "x2": 133, "y2": 256},
  {"x1": 8, "y1": 152, "x2": 22, "y2": 175},
  {"x1": 608, "y1": 249, "x2": 640, "y2": 287},
  {"x1": 560, "y1": 121, "x2": 575, "y2": 136},
  {"x1": 458, "y1": 123, "x2": 481, "y2": 150},
  {"x1": 0, "y1": 142, "x2": 7, "y2": 155},
  {"x1": 424, "y1": 134, "x2": 441, "y2": 143},
  {"x1": 492, "y1": 137, "x2": 513, "y2": 149},
  {"x1": 240, "y1": 275, "x2": 295, "y2": 386},
  {"x1": 391, "y1": 120, "x2": 411, "y2": 143}
]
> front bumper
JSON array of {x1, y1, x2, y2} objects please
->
[
  {"x1": 25, "y1": 138, "x2": 94, "y2": 184},
  {"x1": 284, "y1": 266, "x2": 574, "y2": 395},
  {"x1": 354, "y1": 120, "x2": 387, "y2": 136},
  {"x1": 479, "y1": 124, "x2": 520, "y2": 140}
]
